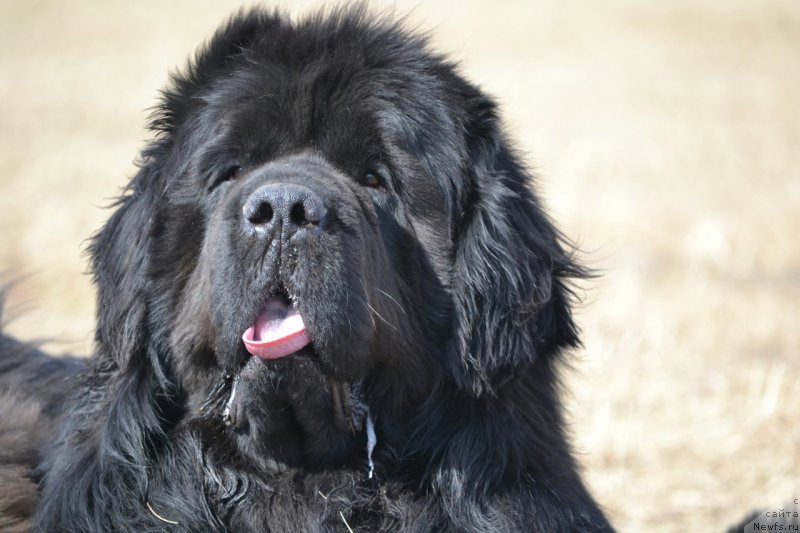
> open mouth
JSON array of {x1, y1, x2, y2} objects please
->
[
  {"x1": 241, "y1": 295, "x2": 311, "y2": 359},
  {"x1": 238, "y1": 289, "x2": 367, "y2": 435}
]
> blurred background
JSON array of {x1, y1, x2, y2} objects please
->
[{"x1": 1, "y1": 0, "x2": 798, "y2": 530}]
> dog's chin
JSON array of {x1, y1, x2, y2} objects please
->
[
  {"x1": 221, "y1": 351, "x2": 370, "y2": 471},
  {"x1": 231, "y1": 345, "x2": 369, "y2": 430}
]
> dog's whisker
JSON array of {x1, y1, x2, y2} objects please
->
[
  {"x1": 339, "y1": 511, "x2": 355, "y2": 533},
  {"x1": 366, "y1": 301, "x2": 398, "y2": 332},
  {"x1": 375, "y1": 288, "x2": 406, "y2": 316},
  {"x1": 357, "y1": 280, "x2": 379, "y2": 330},
  {"x1": 359, "y1": 280, "x2": 399, "y2": 331},
  {"x1": 146, "y1": 501, "x2": 179, "y2": 525}
]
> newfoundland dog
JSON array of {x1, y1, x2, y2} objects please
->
[{"x1": 0, "y1": 7, "x2": 612, "y2": 532}]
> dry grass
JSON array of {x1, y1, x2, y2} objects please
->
[{"x1": 1, "y1": 1, "x2": 798, "y2": 530}]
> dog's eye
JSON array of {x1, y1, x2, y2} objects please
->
[
  {"x1": 363, "y1": 173, "x2": 381, "y2": 188},
  {"x1": 361, "y1": 169, "x2": 387, "y2": 191},
  {"x1": 210, "y1": 165, "x2": 243, "y2": 191}
]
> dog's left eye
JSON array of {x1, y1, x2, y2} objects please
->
[
  {"x1": 361, "y1": 168, "x2": 388, "y2": 191},
  {"x1": 362, "y1": 172, "x2": 382, "y2": 188}
]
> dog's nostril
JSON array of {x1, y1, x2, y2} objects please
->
[
  {"x1": 247, "y1": 202, "x2": 274, "y2": 225},
  {"x1": 290, "y1": 202, "x2": 321, "y2": 227},
  {"x1": 290, "y1": 203, "x2": 307, "y2": 226},
  {"x1": 243, "y1": 182, "x2": 326, "y2": 232}
]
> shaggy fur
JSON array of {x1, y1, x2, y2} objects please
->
[
  {"x1": 0, "y1": 298, "x2": 82, "y2": 532},
  {"x1": 1, "y1": 7, "x2": 613, "y2": 532}
]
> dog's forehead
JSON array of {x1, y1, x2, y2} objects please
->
[
  {"x1": 190, "y1": 60, "x2": 458, "y2": 203},
  {"x1": 201, "y1": 62, "x2": 408, "y2": 155},
  {"x1": 226, "y1": 69, "x2": 380, "y2": 160}
]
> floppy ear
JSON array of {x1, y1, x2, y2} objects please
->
[
  {"x1": 89, "y1": 143, "x2": 164, "y2": 367},
  {"x1": 88, "y1": 11, "x2": 274, "y2": 363},
  {"x1": 87, "y1": 7, "x2": 279, "y2": 373},
  {"x1": 448, "y1": 97, "x2": 585, "y2": 397}
]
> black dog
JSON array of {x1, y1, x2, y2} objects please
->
[{"x1": 0, "y1": 7, "x2": 613, "y2": 532}]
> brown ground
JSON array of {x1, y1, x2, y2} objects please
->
[{"x1": 1, "y1": 1, "x2": 798, "y2": 530}]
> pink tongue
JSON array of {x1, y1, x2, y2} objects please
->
[{"x1": 242, "y1": 298, "x2": 310, "y2": 359}]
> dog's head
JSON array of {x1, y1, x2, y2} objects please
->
[{"x1": 89, "y1": 8, "x2": 583, "y2": 467}]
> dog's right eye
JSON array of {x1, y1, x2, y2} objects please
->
[
  {"x1": 209, "y1": 165, "x2": 243, "y2": 191},
  {"x1": 362, "y1": 172, "x2": 383, "y2": 189},
  {"x1": 360, "y1": 165, "x2": 390, "y2": 193}
]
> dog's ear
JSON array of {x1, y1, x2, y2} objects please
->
[
  {"x1": 448, "y1": 95, "x2": 586, "y2": 397},
  {"x1": 88, "y1": 11, "x2": 277, "y2": 367},
  {"x1": 89, "y1": 144, "x2": 164, "y2": 367}
]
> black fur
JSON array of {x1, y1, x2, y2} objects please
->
[
  {"x1": 1, "y1": 7, "x2": 612, "y2": 532},
  {"x1": 0, "y1": 294, "x2": 83, "y2": 532}
]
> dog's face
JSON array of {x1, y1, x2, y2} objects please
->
[
  {"x1": 151, "y1": 71, "x2": 456, "y2": 456},
  {"x1": 158, "y1": 76, "x2": 454, "y2": 384},
  {"x1": 88, "y1": 11, "x2": 581, "y2": 470}
]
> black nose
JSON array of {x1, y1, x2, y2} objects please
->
[{"x1": 243, "y1": 183, "x2": 327, "y2": 233}]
